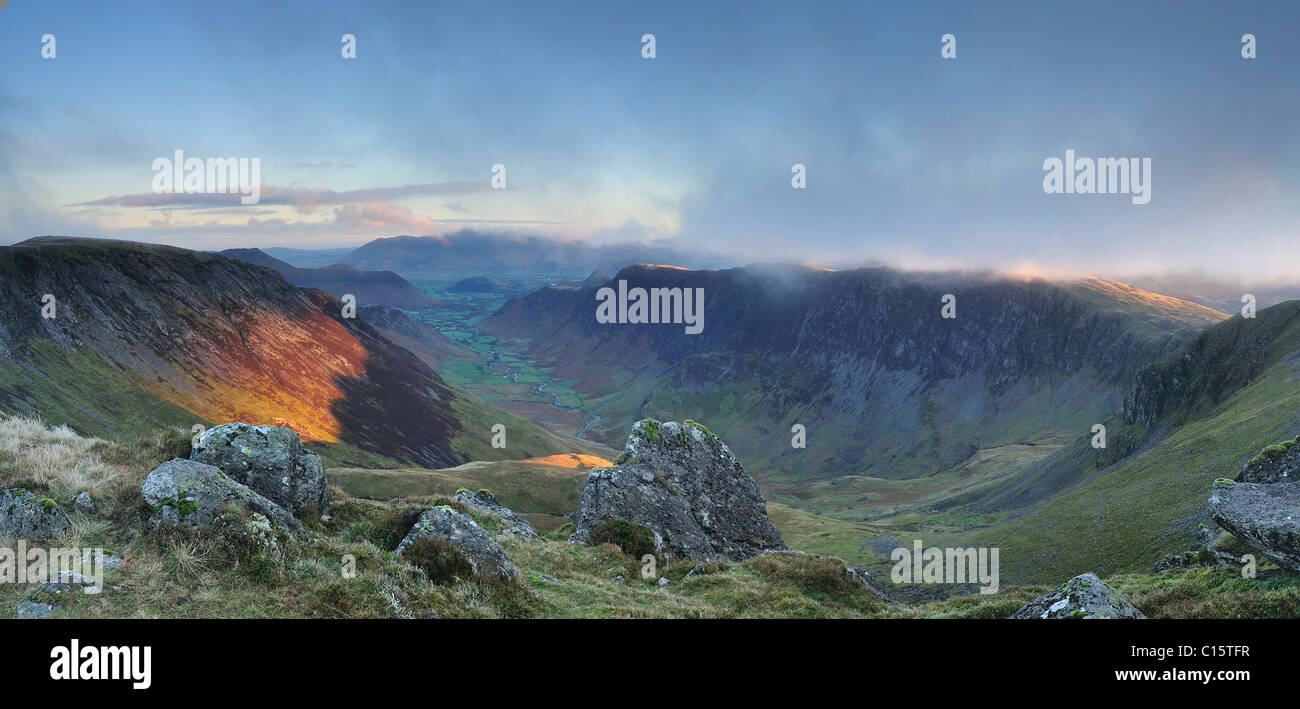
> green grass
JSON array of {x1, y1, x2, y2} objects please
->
[
  {"x1": 964, "y1": 342, "x2": 1300, "y2": 584},
  {"x1": 328, "y1": 458, "x2": 593, "y2": 517},
  {"x1": 446, "y1": 392, "x2": 613, "y2": 462},
  {"x1": 4, "y1": 419, "x2": 1298, "y2": 619},
  {"x1": 0, "y1": 339, "x2": 202, "y2": 439}
]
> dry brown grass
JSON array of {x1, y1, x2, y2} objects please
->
[{"x1": 0, "y1": 415, "x2": 123, "y2": 504}]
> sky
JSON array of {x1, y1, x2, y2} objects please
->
[{"x1": 1, "y1": 1, "x2": 1297, "y2": 280}]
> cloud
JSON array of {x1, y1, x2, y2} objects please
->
[
  {"x1": 334, "y1": 202, "x2": 435, "y2": 233},
  {"x1": 287, "y1": 161, "x2": 356, "y2": 169},
  {"x1": 70, "y1": 181, "x2": 490, "y2": 210}
]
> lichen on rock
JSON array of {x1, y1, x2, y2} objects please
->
[{"x1": 570, "y1": 419, "x2": 786, "y2": 562}]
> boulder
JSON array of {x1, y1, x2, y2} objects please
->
[
  {"x1": 142, "y1": 459, "x2": 303, "y2": 534},
  {"x1": 192, "y1": 423, "x2": 328, "y2": 513},
  {"x1": 395, "y1": 506, "x2": 519, "y2": 582},
  {"x1": 570, "y1": 419, "x2": 786, "y2": 562},
  {"x1": 1010, "y1": 572, "x2": 1145, "y2": 619},
  {"x1": 1208, "y1": 479, "x2": 1300, "y2": 572},
  {"x1": 16, "y1": 601, "x2": 59, "y2": 619},
  {"x1": 0, "y1": 488, "x2": 71, "y2": 542},
  {"x1": 454, "y1": 489, "x2": 536, "y2": 539}
]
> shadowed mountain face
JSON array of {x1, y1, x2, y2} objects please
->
[
  {"x1": 220, "y1": 248, "x2": 437, "y2": 309},
  {"x1": 0, "y1": 237, "x2": 568, "y2": 467},
  {"x1": 483, "y1": 263, "x2": 1226, "y2": 482}
]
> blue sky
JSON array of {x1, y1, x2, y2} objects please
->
[{"x1": 1, "y1": 1, "x2": 1297, "y2": 279}]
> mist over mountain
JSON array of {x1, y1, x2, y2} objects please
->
[
  {"x1": 483, "y1": 263, "x2": 1226, "y2": 485},
  {"x1": 1119, "y1": 272, "x2": 1300, "y2": 315},
  {"x1": 343, "y1": 231, "x2": 728, "y2": 281}
]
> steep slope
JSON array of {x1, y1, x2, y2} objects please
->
[
  {"x1": 357, "y1": 304, "x2": 473, "y2": 372},
  {"x1": 959, "y1": 300, "x2": 1300, "y2": 583},
  {"x1": 482, "y1": 263, "x2": 1225, "y2": 486},
  {"x1": 0, "y1": 237, "x2": 582, "y2": 466},
  {"x1": 220, "y1": 248, "x2": 437, "y2": 309}
]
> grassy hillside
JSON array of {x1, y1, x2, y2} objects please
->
[
  {"x1": 0, "y1": 339, "x2": 202, "y2": 439},
  {"x1": 0, "y1": 237, "x2": 591, "y2": 468},
  {"x1": 328, "y1": 454, "x2": 611, "y2": 531},
  {"x1": 5, "y1": 416, "x2": 1296, "y2": 619},
  {"x1": 962, "y1": 302, "x2": 1300, "y2": 583}
]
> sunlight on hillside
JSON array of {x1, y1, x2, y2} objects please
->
[
  {"x1": 517, "y1": 453, "x2": 612, "y2": 469},
  {"x1": 136, "y1": 309, "x2": 370, "y2": 443}
]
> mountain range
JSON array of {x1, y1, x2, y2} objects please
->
[
  {"x1": 219, "y1": 247, "x2": 438, "y2": 309},
  {"x1": 0, "y1": 236, "x2": 589, "y2": 467},
  {"x1": 340, "y1": 231, "x2": 724, "y2": 282},
  {"x1": 483, "y1": 263, "x2": 1226, "y2": 483},
  {"x1": 3, "y1": 233, "x2": 1298, "y2": 589}
]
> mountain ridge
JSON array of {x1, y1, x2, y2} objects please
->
[
  {"x1": 482, "y1": 262, "x2": 1225, "y2": 485},
  {"x1": 219, "y1": 247, "x2": 437, "y2": 309},
  {"x1": 0, "y1": 236, "x2": 585, "y2": 467}
]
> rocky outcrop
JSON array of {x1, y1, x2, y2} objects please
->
[
  {"x1": 1209, "y1": 479, "x2": 1300, "y2": 572},
  {"x1": 570, "y1": 419, "x2": 786, "y2": 562},
  {"x1": 1152, "y1": 526, "x2": 1237, "y2": 572},
  {"x1": 1237, "y1": 437, "x2": 1300, "y2": 484},
  {"x1": 846, "y1": 566, "x2": 892, "y2": 602},
  {"x1": 454, "y1": 489, "x2": 536, "y2": 539},
  {"x1": 1204, "y1": 437, "x2": 1300, "y2": 573},
  {"x1": 1010, "y1": 572, "x2": 1145, "y2": 619},
  {"x1": 0, "y1": 488, "x2": 71, "y2": 542},
  {"x1": 192, "y1": 423, "x2": 329, "y2": 514},
  {"x1": 396, "y1": 506, "x2": 519, "y2": 582},
  {"x1": 142, "y1": 459, "x2": 303, "y2": 534}
]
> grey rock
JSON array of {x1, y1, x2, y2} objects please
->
[
  {"x1": 1237, "y1": 438, "x2": 1300, "y2": 484},
  {"x1": 1153, "y1": 550, "x2": 1214, "y2": 573},
  {"x1": 0, "y1": 488, "x2": 71, "y2": 542},
  {"x1": 570, "y1": 419, "x2": 786, "y2": 562},
  {"x1": 1209, "y1": 480, "x2": 1300, "y2": 572},
  {"x1": 613, "y1": 575, "x2": 626, "y2": 585},
  {"x1": 656, "y1": 576, "x2": 669, "y2": 586},
  {"x1": 39, "y1": 569, "x2": 121, "y2": 595},
  {"x1": 454, "y1": 489, "x2": 536, "y2": 539},
  {"x1": 395, "y1": 506, "x2": 519, "y2": 582},
  {"x1": 72, "y1": 549, "x2": 124, "y2": 572},
  {"x1": 97, "y1": 553, "x2": 125, "y2": 572},
  {"x1": 17, "y1": 601, "x2": 59, "y2": 619},
  {"x1": 846, "y1": 565, "x2": 892, "y2": 601},
  {"x1": 537, "y1": 573, "x2": 556, "y2": 583},
  {"x1": 192, "y1": 422, "x2": 329, "y2": 513},
  {"x1": 142, "y1": 458, "x2": 303, "y2": 534},
  {"x1": 1010, "y1": 572, "x2": 1146, "y2": 619},
  {"x1": 73, "y1": 491, "x2": 94, "y2": 514}
]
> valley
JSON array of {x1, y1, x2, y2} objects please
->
[
  {"x1": 3, "y1": 233, "x2": 1297, "y2": 601},
  {"x1": 315, "y1": 252, "x2": 1297, "y2": 593}
]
